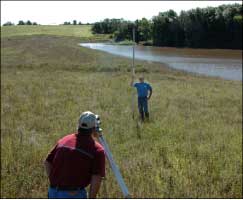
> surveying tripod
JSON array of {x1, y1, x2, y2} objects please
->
[{"x1": 95, "y1": 116, "x2": 130, "y2": 198}]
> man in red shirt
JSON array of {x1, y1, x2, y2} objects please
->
[{"x1": 44, "y1": 111, "x2": 106, "y2": 198}]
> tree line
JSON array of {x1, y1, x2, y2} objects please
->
[
  {"x1": 3, "y1": 20, "x2": 38, "y2": 26},
  {"x1": 92, "y1": 3, "x2": 242, "y2": 49},
  {"x1": 63, "y1": 20, "x2": 93, "y2": 25},
  {"x1": 2, "y1": 20, "x2": 90, "y2": 26},
  {"x1": 63, "y1": 20, "x2": 82, "y2": 25}
]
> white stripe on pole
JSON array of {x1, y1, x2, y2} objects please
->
[{"x1": 98, "y1": 135, "x2": 130, "y2": 198}]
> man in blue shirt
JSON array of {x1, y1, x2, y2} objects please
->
[{"x1": 131, "y1": 75, "x2": 152, "y2": 121}]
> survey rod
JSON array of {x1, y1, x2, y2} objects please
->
[{"x1": 131, "y1": 26, "x2": 136, "y2": 119}]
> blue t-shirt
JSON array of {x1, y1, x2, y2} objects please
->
[{"x1": 133, "y1": 82, "x2": 152, "y2": 97}]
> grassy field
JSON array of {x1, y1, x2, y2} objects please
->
[
  {"x1": 1, "y1": 26, "x2": 242, "y2": 198},
  {"x1": 1, "y1": 25, "x2": 110, "y2": 41}
]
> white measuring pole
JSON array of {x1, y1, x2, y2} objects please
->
[
  {"x1": 132, "y1": 26, "x2": 136, "y2": 119},
  {"x1": 98, "y1": 134, "x2": 130, "y2": 198},
  {"x1": 132, "y1": 26, "x2": 135, "y2": 76}
]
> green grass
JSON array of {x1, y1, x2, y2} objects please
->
[
  {"x1": 1, "y1": 25, "x2": 110, "y2": 41},
  {"x1": 1, "y1": 26, "x2": 242, "y2": 198}
]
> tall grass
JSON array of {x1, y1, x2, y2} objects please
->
[{"x1": 1, "y1": 32, "x2": 242, "y2": 198}]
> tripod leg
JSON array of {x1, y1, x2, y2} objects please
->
[{"x1": 98, "y1": 135, "x2": 130, "y2": 198}]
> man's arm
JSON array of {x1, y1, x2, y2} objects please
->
[
  {"x1": 147, "y1": 88, "x2": 152, "y2": 100},
  {"x1": 44, "y1": 160, "x2": 52, "y2": 177},
  {"x1": 89, "y1": 141, "x2": 106, "y2": 198},
  {"x1": 89, "y1": 175, "x2": 102, "y2": 198},
  {"x1": 44, "y1": 145, "x2": 58, "y2": 178}
]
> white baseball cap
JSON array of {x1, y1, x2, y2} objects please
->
[{"x1": 78, "y1": 111, "x2": 98, "y2": 129}]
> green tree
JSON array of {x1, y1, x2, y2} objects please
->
[
  {"x1": 91, "y1": 3, "x2": 242, "y2": 49},
  {"x1": 113, "y1": 21, "x2": 134, "y2": 42},
  {"x1": 26, "y1": 20, "x2": 32, "y2": 25},
  {"x1": 18, "y1": 20, "x2": 25, "y2": 25},
  {"x1": 91, "y1": 18, "x2": 123, "y2": 34},
  {"x1": 64, "y1": 22, "x2": 71, "y2": 25},
  {"x1": 136, "y1": 18, "x2": 152, "y2": 42},
  {"x1": 152, "y1": 10, "x2": 180, "y2": 46},
  {"x1": 3, "y1": 21, "x2": 14, "y2": 26}
]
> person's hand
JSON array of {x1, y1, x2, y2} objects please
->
[{"x1": 92, "y1": 130, "x2": 99, "y2": 138}]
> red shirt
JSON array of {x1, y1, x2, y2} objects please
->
[{"x1": 46, "y1": 133, "x2": 105, "y2": 188}]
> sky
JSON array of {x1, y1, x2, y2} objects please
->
[{"x1": 1, "y1": 1, "x2": 241, "y2": 25}]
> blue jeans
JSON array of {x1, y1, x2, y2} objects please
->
[
  {"x1": 48, "y1": 187, "x2": 87, "y2": 199},
  {"x1": 138, "y1": 97, "x2": 149, "y2": 120}
]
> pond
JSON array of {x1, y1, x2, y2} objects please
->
[{"x1": 80, "y1": 43, "x2": 242, "y2": 81}]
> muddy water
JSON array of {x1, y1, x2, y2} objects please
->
[{"x1": 80, "y1": 43, "x2": 242, "y2": 81}]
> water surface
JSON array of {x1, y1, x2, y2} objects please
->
[{"x1": 80, "y1": 43, "x2": 242, "y2": 81}]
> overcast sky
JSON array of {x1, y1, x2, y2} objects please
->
[{"x1": 1, "y1": 1, "x2": 241, "y2": 25}]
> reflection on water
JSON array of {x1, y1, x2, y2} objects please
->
[{"x1": 80, "y1": 43, "x2": 242, "y2": 81}]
